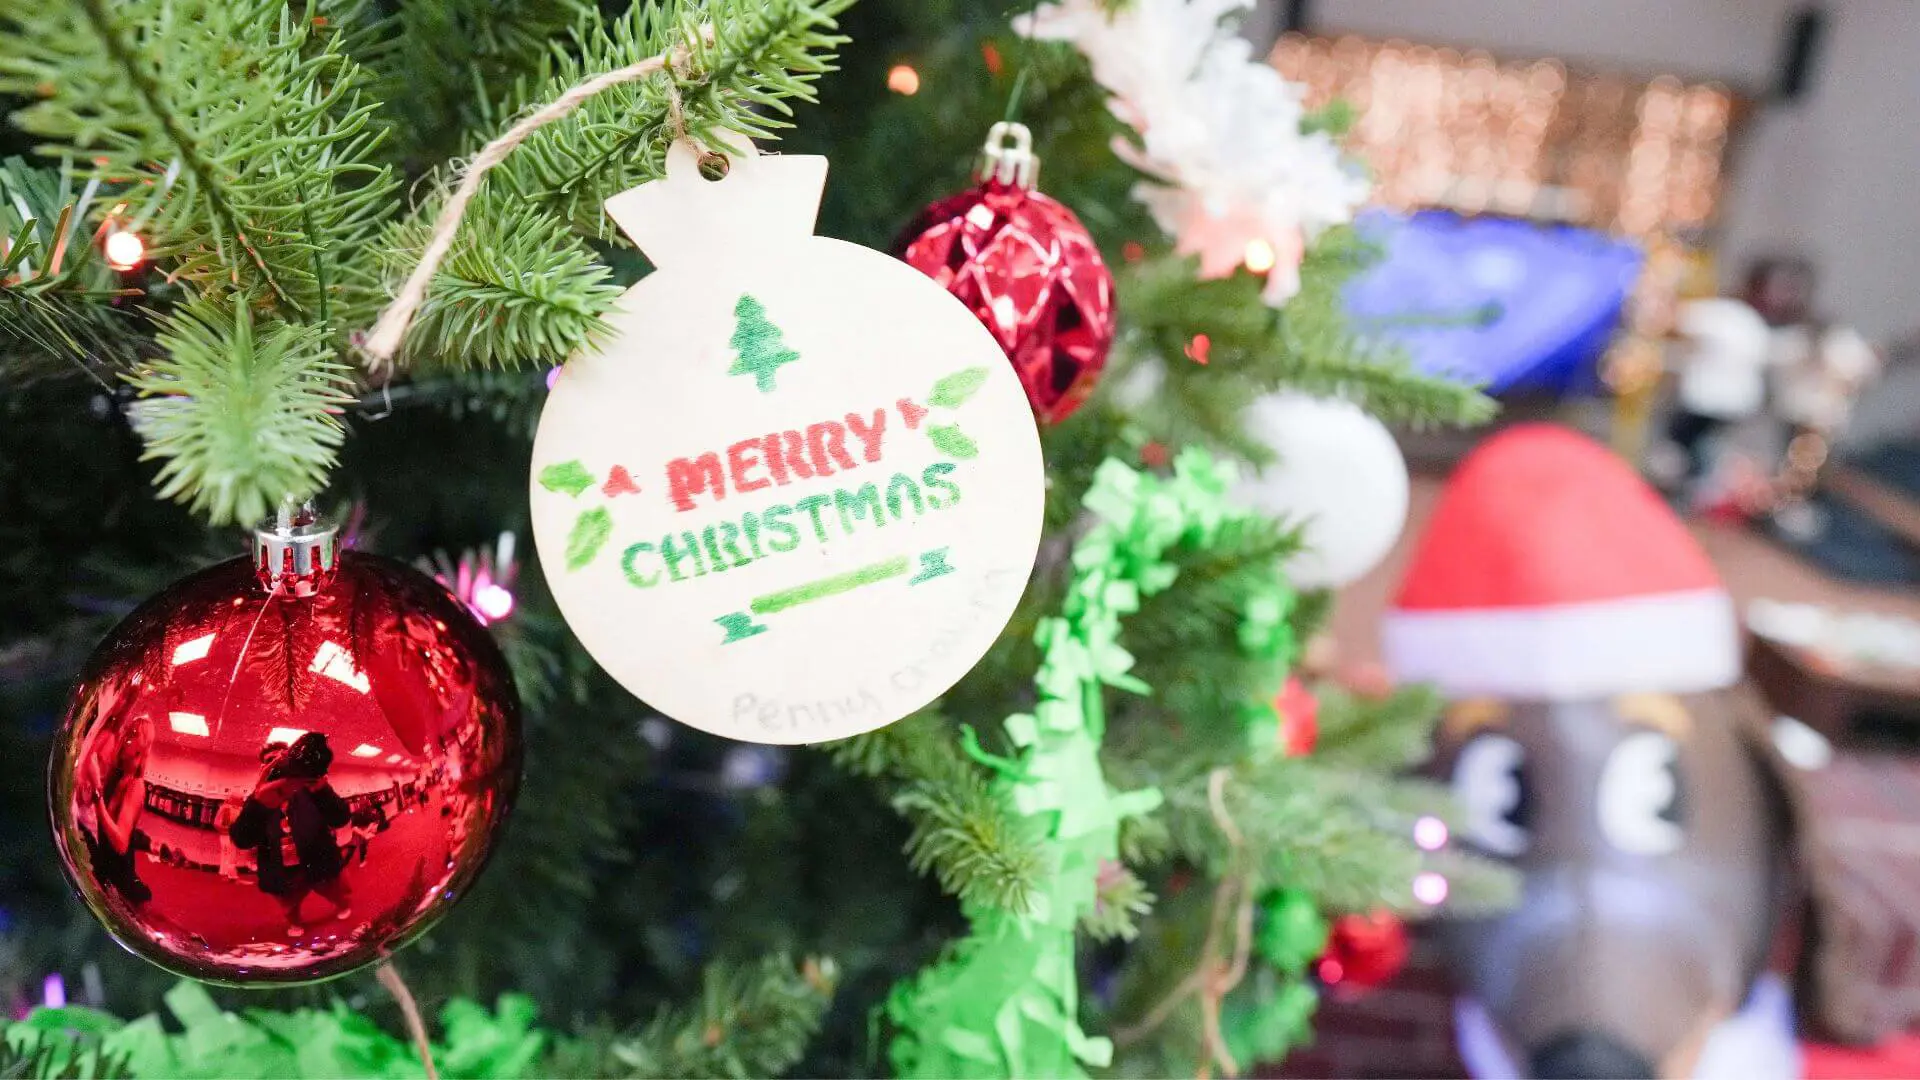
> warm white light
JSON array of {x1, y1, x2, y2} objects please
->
[
  {"x1": 266, "y1": 726, "x2": 308, "y2": 746},
  {"x1": 309, "y1": 640, "x2": 371, "y2": 693},
  {"x1": 102, "y1": 229, "x2": 145, "y2": 271},
  {"x1": 887, "y1": 64, "x2": 921, "y2": 95},
  {"x1": 170, "y1": 632, "x2": 216, "y2": 666},
  {"x1": 473, "y1": 583, "x2": 515, "y2": 622},
  {"x1": 1413, "y1": 871, "x2": 1450, "y2": 906},
  {"x1": 351, "y1": 743, "x2": 382, "y2": 758},
  {"x1": 1243, "y1": 238, "x2": 1278, "y2": 274},
  {"x1": 167, "y1": 711, "x2": 210, "y2": 737},
  {"x1": 1413, "y1": 815, "x2": 1450, "y2": 852},
  {"x1": 385, "y1": 753, "x2": 405, "y2": 764}
]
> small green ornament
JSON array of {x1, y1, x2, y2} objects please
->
[
  {"x1": 1256, "y1": 889, "x2": 1329, "y2": 976},
  {"x1": 1220, "y1": 977, "x2": 1319, "y2": 1067}
]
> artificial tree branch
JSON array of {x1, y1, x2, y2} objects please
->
[
  {"x1": 361, "y1": 43, "x2": 689, "y2": 371},
  {"x1": 1111, "y1": 768, "x2": 1258, "y2": 1080},
  {"x1": 67, "y1": 0, "x2": 301, "y2": 313}
]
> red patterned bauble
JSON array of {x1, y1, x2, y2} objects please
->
[
  {"x1": 1275, "y1": 676, "x2": 1319, "y2": 757},
  {"x1": 894, "y1": 122, "x2": 1116, "y2": 424},
  {"x1": 1317, "y1": 910, "x2": 1410, "y2": 992},
  {"x1": 49, "y1": 513, "x2": 521, "y2": 985}
]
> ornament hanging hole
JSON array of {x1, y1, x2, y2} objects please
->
[{"x1": 696, "y1": 152, "x2": 731, "y2": 182}]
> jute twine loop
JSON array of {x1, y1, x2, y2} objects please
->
[{"x1": 360, "y1": 27, "x2": 715, "y2": 376}]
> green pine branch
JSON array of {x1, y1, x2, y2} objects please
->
[
  {"x1": 1310, "y1": 683, "x2": 1446, "y2": 773},
  {"x1": 375, "y1": 0, "x2": 594, "y2": 164},
  {"x1": 492, "y1": 0, "x2": 855, "y2": 240},
  {"x1": 128, "y1": 296, "x2": 353, "y2": 525},
  {"x1": 1150, "y1": 757, "x2": 1414, "y2": 915},
  {"x1": 0, "y1": 157, "x2": 150, "y2": 383},
  {"x1": 1082, "y1": 860, "x2": 1155, "y2": 943},
  {"x1": 590, "y1": 955, "x2": 837, "y2": 1080},
  {"x1": 1115, "y1": 234, "x2": 1495, "y2": 466},
  {"x1": 376, "y1": 208, "x2": 622, "y2": 369},
  {"x1": 0, "y1": 1031, "x2": 130, "y2": 1080},
  {"x1": 377, "y1": 0, "x2": 855, "y2": 371},
  {"x1": 0, "y1": 0, "x2": 399, "y2": 328},
  {"x1": 1121, "y1": 514, "x2": 1302, "y2": 737},
  {"x1": 825, "y1": 710, "x2": 1047, "y2": 915}
]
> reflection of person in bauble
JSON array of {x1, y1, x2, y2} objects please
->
[
  {"x1": 81, "y1": 714, "x2": 155, "y2": 905},
  {"x1": 214, "y1": 795, "x2": 245, "y2": 880},
  {"x1": 229, "y1": 732, "x2": 354, "y2": 937}
]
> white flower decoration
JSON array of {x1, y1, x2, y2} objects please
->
[{"x1": 1019, "y1": 0, "x2": 1370, "y2": 304}]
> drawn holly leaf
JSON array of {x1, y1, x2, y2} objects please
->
[
  {"x1": 928, "y1": 424, "x2": 978, "y2": 460},
  {"x1": 539, "y1": 460, "x2": 595, "y2": 497},
  {"x1": 566, "y1": 507, "x2": 613, "y2": 570},
  {"x1": 929, "y1": 366, "x2": 990, "y2": 409}
]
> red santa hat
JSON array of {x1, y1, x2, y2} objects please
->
[{"x1": 1382, "y1": 424, "x2": 1741, "y2": 700}]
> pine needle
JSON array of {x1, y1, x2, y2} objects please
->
[{"x1": 128, "y1": 296, "x2": 353, "y2": 525}]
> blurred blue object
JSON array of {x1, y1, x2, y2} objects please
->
[{"x1": 1344, "y1": 209, "x2": 1644, "y2": 395}]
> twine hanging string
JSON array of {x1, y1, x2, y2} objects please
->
[
  {"x1": 1112, "y1": 767, "x2": 1258, "y2": 1079},
  {"x1": 376, "y1": 959, "x2": 439, "y2": 1080},
  {"x1": 359, "y1": 31, "x2": 711, "y2": 377}
]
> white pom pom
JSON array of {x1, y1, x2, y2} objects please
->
[{"x1": 1235, "y1": 394, "x2": 1410, "y2": 588}]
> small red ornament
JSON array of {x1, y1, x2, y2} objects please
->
[
  {"x1": 49, "y1": 511, "x2": 521, "y2": 985},
  {"x1": 894, "y1": 122, "x2": 1116, "y2": 424},
  {"x1": 1318, "y1": 910, "x2": 1410, "y2": 992},
  {"x1": 1275, "y1": 676, "x2": 1318, "y2": 757}
]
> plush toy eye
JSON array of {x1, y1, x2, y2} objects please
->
[
  {"x1": 1597, "y1": 730, "x2": 1686, "y2": 855},
  {"x1": 1451, "y1": 733, "x2": 1532, "y2": 857}
]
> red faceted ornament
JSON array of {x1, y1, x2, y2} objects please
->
[
  {"x1": 894, "y1": 122, "x2": 1116, "y2": 424},
  {"x1": 1318, "y1": 910, "x2": 1410, "y2": 992},
  {"x1": 49, "y1": 516, "x2": 521, "y2": 985}
]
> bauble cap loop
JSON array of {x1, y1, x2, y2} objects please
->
[
  {"x1": 977, "y1": 121, "x2": 1040, "y2": 190},
  {"x1": 253, "y1": 500, "x2": 339, "y2": 597}
]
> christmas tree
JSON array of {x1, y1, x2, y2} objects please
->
[
  {"x1": 727, "y1": 295, "x2": 803, "y2": 394},
  {"x1": 0, "y1": 1, "x2": 1513, "y2": 1077}
]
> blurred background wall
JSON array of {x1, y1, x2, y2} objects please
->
[
  {"x1": 1254, "y1": 0, "x2": 1920, "y2": 345},
  {"x1": 1251, "y1": 0, "x2": 1920, "y2": 446}
]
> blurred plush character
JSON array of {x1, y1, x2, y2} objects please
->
[{"x1": 1384, "y1": 425, "x2": 1796, "y2": 1080}]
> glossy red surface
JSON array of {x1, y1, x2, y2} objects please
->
[
  {"x1": 49, "y1": 552, "x2": 522, "y2": 985},
  {"x1": 1321, "y1": 910, "x2": 1410, "y2": 991},
  {"x1": 894, "y1": 181, "x2": 1116, "y2": 424}
]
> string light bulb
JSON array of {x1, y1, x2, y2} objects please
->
[
  {"x1": 1413, "y1": 815, "x2": 1449, "y2": 851},
  {"x1": 1413, "y1": 871, "x2": 1450, "y2": 906},
  {"x1": 472, "y1": 582, "x2": 515, "y2": 623},
  {"x1": 102, "y1": 228, "x2": 146, "y2": 271},
  {"x1": 888, "y1": 64, "x2": 921, "y2": 96},
  {"x1": 1243, "y1": 238, "x2": 1277, "y2": 274}
]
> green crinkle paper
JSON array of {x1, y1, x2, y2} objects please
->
[
  {"x1": 886, "y1": 448, "x2": 1287, "y2": 1079},
  {"x1": 3, "y1": 981, "x2": 546, "y2": 1079}
]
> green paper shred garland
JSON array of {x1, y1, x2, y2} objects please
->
[
  {"x1": 3, "y1": 982, "x2": 545, "y2": 1080},
  {"x1": 885, "y1": 448, "x2": 1290, "y2": 1079}
]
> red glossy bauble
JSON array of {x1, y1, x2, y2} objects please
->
[
  {"x1": 1318, "y1": 910, "x2": 1410, "y2": 992},
  {"x1": 1275, "y1": 676, "x2": 1319, "y2": 757},
  {"x1": 894, "y1": 181, "x2": 1116, "y2": 424},
  {"x1": 49, "y1": 552, "x2": 522, "y2": 985}
]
